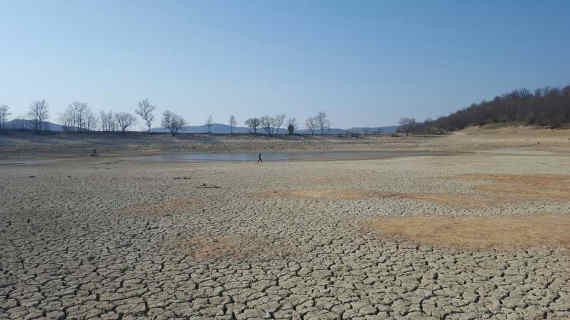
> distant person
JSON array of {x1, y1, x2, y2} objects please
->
[{"x1": 258, "y1": 152, "x2": 262, "y2": 163}]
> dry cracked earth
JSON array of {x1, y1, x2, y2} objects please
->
[{"x1": 0, "y1": 153, "x2": 569, "y2": 320}]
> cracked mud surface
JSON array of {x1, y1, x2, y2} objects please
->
[{"x1": 1, "y1": 153, "x2": 569, "y2": 319}]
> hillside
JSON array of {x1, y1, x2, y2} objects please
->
[
  {"x1": 424, "y1": 85, "x2": 570, "y2": 132},
  {"x1": 417, "y1": 124, "x2": 570, "y2": 153}
]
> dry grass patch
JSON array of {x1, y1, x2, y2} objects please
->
[
  {"x1": 308, "y1": 175, "x2": 351, "y2": 185},
  {"x1": 453, "y1": 174, "x2": 570, "y2": 202},
  {"x1": 118, "y1": 196, "x2": 204, "y2": 216},
  {"x1": 171, "y1": 234, "x2": 296, "y2": 261},
  {"x1": 254, "y1": 189, "x2": 398, "y2": 200},
  {"x1": 254, "y1": 188, "x2": 489, "y2": 207},
  {"x1": 140, "y1": 148, "x2": 162, "y2": 154},
  {"x1": 362, "y1": 214, "x2": 570, "y2": 250},
  {"x1": 402, "y1": 193, "x2": 495, "y2": 208},
  {"x1": 255, "y1": 173, "x2": 570, "y2": 207}
]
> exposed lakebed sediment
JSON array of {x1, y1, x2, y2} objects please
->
[{"x1": 0, "y1": 153, "x2": 568, "y2": 319}]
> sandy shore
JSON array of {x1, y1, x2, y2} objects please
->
[{"x1": 1, "y1": 142, "x2": 569, "y2": 319}]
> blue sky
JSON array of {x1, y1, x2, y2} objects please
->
[{"x1": 1, "y1": 1, "x2": 569, "y2": 128}]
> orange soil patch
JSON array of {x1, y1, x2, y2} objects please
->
[
  {"x1": 402, "y1": 193, "x2": 496, "y2": 208},
  {"x1": 362, "y1": 214, "x2": 570, "y2": 250},
  {"x1": 309, "y1": 175, "x2": 348, "y2": 185},
  {"x1": 173, "y1": 234, "x2": 296, "y2": 261},
  {"x1": 118, "y1": 196, "x2": 203, "y2": 216},
  {"x1": 255, "y1": 189, "x2": 393, "y2": 200},
  {"x1": 254, "y1": 189, "x2": 490, "y2": 207},
  {"x1": 140, "y1": 149, "x2": 162, "y2": 153},
  {"x1": 256, "y1": 174, "x2": 570, "y2": 208},
  {"x1": 453, "y1": 174, "x2": 570, "y2": 202}
]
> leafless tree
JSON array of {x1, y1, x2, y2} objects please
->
[
  {"x1": 260, "y1": 116, "x2": 273, "y2": 136},
  {"x1": 61, "y1": 101, "x2": 96, "y2": 132},
  {"x1": 135, "y1": 98, "x2": 156, "y2": 133},
  {"x1": 115, "y1": 112, "x2": 136, "y2": 133},
  {"x1": 305, "y1": 117, "x2": 318, "y2": 135},
  {"x1": 229, "y1": 115, "x2": 237, "y2": 135},
  {"x1": 272, "y1": 114, "x2": 286, "y2": 135},
  {"x1": 86, "y1": 110, "x2": 99, "y2": 131},
  {"x1": 162, "y1": 110, "x2": 185, "y2": 136},
  {"x1": 315, "y1": 112, "x2": 330, "y2": 134},
  {"x1": 245, "y1": 118, "x2": 260, "y2": 134},
  {"x1": 28, "y1": 100, "x2": 49, "y2": 131},
  {"x1": 0, "y1": 105, "x2": 10, "y2": 129},
  {"x1": 287, "y1": 117, "x2": 297, "y2": 135},
  {"x1": 100, "y1": 110, "x2": 116, "y2": 132},
  {"x1": 206, "y1": 115, "x2": 214, "y2": 134},
  {"x1": 398, "y1": 117, "x2": 416, "y2": 136},
  {"x1": 61, "y1": 104, "x2": 74, "y2": 131}
]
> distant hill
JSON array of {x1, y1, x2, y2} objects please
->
[
  {"x1": 154, "y1": 123, "x2": 302, "y2": 134},
  {"x1": 347, "y1": 126, "x2": 398, "y2": 134},
  {"x1": 296, "y1": 128, "x2": 346, "y2": 135},
  {"x1": 154, "y1": 123, "x2": 397, "y2": 135},
  {"x1": 153, "y1": 123, "x2": 251, "y2": 134},
  {"x1": 4, "y1": 119, "x2": 66, "y2": 131},
  {"x1": 4, "y1": 119, "x2": 398, "y2": 135}
]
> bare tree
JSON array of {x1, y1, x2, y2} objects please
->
[
  {"x1": 115, "y1": 112, "x2": 136, "y2": 133},
  {"x1": 260, "y1": 116, "x2": 273, "y2": 136},
  {"x1": 229, "y1": 115, "x2": 237, "y2": 135},
  {"x1": 206, "y1": 115, "x2": 214, "y2": 134},
  {"x1": 287, "y1": 117, "x2": 297, "y2": 135},
  {"x1": 305, "y1": 116, "x2": 318, "y2": 135},
  {"x1": 61, "y1": 103, "x2": 75, "y2": 131},
  {"x1": 100, "y1": 111, "x2": 109, "y2": 132},
  {"x1": 272, "y1": 114, "x2": 286, "y2": 135},
  {"x1": 86, "y1": 109, "x2": 99, "y2": 131},
  {"x1": 28, "y1": 100, "x2": 49, "y2": 131},
  {"x1": 100, "y1": 110, "x2": 116, "y2": 132},
  {"x1": 398, "y1": 117, "x2": 416, "y2": 136},
  {"x1": 315, "y1": 112, "x2": 330, "y2": 134},
  {"x1": 0, "y1": 105, "x2": 10, "y2": 129},
  {"x1": 135, "y1": 98, "x2": 156, "y2": 133},
  {"x1": 162, "y1": 110, "x2": 186, "y2": 136},
  {"x1": 245, "y1": 118, "x2": 260, "y2": 134},
  {"x1": 61, "y1": 101, "x2": 94, "y2": 132}
]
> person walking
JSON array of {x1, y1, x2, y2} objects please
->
[{"x1": 258, "y1": 152, "x2": 263, "y2": 164}]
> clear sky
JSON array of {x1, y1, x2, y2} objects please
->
[{"x1": 1, "y1": 1, "x2": 569, "y2": 129}]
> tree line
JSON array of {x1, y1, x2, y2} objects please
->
[
  {"x1": 0, "y1": 98, "x2": 332, "y2": 137},
  {"x1": 399, "y1": 84, "x2": 570, "y2": 134},
  {"x1": 0, "y1": 98, "x2": 185, "y2": 135},
  {"x1": 243, "y1": 112, "x2": 330, "y2": 136},
  {"x1": 437, "y1": 85, "x2": 570, "y2": 130},
  {"x1": 0, "y1": 104, "x2": 12, "y2": 129}
]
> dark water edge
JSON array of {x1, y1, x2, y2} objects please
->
[
  {"x1": 134, "y1": 151, "x2": 456, "y2": 163},
  {"x1": 0, "y1": 159, "x2": 59, "y2": 166},
  {"x1": 0, "y1": 151, "x2": 458, "y2": 166}
]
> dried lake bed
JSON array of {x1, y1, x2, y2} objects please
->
[{"x1": 0, "y1": 150, "x2": 569, "y2": 319}]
